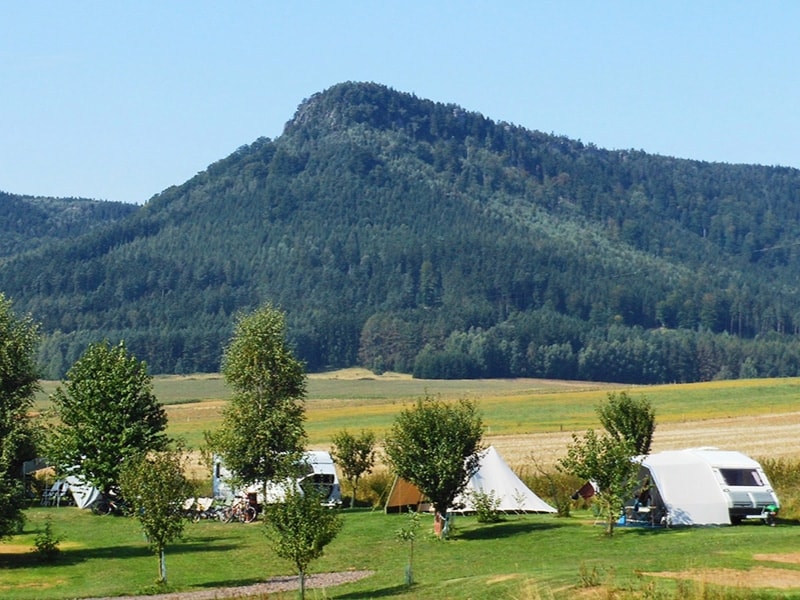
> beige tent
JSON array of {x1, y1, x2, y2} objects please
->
[
  {"x1": 384, "y1": 476, "x2": 429, "y2": 513},
  {"x1": 384, "y1": 446, "x2": 556, "y2": 514}
]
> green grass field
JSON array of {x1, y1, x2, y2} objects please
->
[
  {"x1": 14, "y1": 372, "x2": 800, "y2": 599},
  {"x1": 3, "y1": 505, "x2": 799, "y2": 599}
]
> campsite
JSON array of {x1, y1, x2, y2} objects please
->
[{"x1": 6, "y1": 372, "x2": 800, "y2": 599}]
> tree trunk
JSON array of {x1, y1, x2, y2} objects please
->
[
  {"x1": 159, "y1": 547, "x2": 167, "y2": 583},
  {"x1": 298, "y1": 568, "x2": 306, "y2": 600}
]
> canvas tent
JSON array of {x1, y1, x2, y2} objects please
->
[
  {"x1": 627, "y1": 448, "x2": 779, "y2": 526},
  {"x1": 384, "y1": 446, "x2": 556, "y2": 514}
]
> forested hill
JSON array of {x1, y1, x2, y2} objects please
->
[
  {"x1": 0, "y1": 192, "x2": 137, "y2": 259},
  {"x1": 3, "y1": 81, "x2": 800, "y2": 382}
]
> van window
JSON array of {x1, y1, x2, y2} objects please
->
[{"x1": 719, "y1": 468, "x2": 764, "y2": 487}]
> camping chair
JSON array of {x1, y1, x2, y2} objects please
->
[{"x1": 41, "y1": 480, "x2": 70, "y2": 506}]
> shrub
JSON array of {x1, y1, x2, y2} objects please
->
[
  {"x1": 760, "y1": 456, "x2": 800, "y2": 520},
  {"x1": 33, "y1": 515, "x2": 61, "y2": 563},
  {"x1": 467, "y1": 488, "x2": 503, "y2": 523},
  {"x1": 359, "y1": 469, "x2": 394, "y2": 508},
  {"x1": 519, "y1": 466, "x2": 586, "y2": 517}
]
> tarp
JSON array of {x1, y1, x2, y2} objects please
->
[
  {"x1": 65, "y1": 475, "x2": 102, "y2": 509},
  {"x1": 384, "y1": 446, "x2": 556, "y2": 514}
]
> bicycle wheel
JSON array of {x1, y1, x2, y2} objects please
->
[
  {"x1": 92, "y1": 499, "x2": 112, "y2": 516},
  {"x1": 243, "y1": 506, "x2": 257, "y2": 523}
]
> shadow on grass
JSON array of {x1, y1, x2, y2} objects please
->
[
  {"x1": 455, "y1": 519, "x2": 561, "y2": 540},
  {"x1": 194, "y1": 577, "x2": 274, "y2": 589},
  {"x1": 0, "y1": 537, "x2": 242, "y2": 569},
  {"x1": 336, "y1": 584, "x2": 411, "y2": 598}
]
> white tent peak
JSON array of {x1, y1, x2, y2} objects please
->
[{"x1": 453, "y1": 446, "x2": 556, "y2": 514}]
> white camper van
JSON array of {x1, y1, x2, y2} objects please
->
[
  {"x1": 630, "y1": 447, "x2": 779, "y2": 526},
  {"x1": 212, "y1": 450, "x2": 342, "y2": 508}
]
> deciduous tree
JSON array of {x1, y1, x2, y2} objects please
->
[
  {"x1": 384, "y1": 396, "x2": 483, "y2": 537},
  {"x1": 49, "y1": 341, "x2": 168, "y2": 497},
  {"x1": 264, "y1": 484, "x2": 342, "y2": 600},
  {"x1": 330, "y1": 429, "x2": 376, "y2": 508},
  {"x1": 209, "y1": 304, "x2": 307, "y2": 496},
  {"x1": 597, "y1": 391, "x2": 655, "y2": 455},
  {"x1": 0, "y1": 293, "x2": 40, "y2": 538},
  {"x1": 120, "y1": 447, "x2": 194, "y2": 584},
  {"x1": 558, "y1": 429, "x2": 639, "y2": 536}
]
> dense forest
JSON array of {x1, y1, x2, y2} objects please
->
[
  {"x1": 3, "y1": 81, "x2": 800, "y2": 382},
  {"x1": 0, "y1": 192, "x2": 136, "y2": 259}
]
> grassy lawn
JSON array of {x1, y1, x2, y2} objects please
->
[
  {"x1": 17, "y1": 373, "x2": 800, "y2": 598},
  {"x1": 2, "y1": 506, "x2": 799, "y2": 599}
]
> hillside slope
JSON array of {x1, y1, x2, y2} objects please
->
[
  {"x1": 0, "y1": 191, "x2": 137, "y2": 259},
  {"x1": 2, "y1": 82, "x2": 800, "y2": 380}
]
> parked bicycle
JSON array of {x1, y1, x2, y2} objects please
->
[
  {"x1": 92, "y1": 493, "x2": 127, "y2": 516},
  {"x1": 221, "y1": 495, "x2": 258, "y2": 523}
]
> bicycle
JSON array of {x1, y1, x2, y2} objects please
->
[
  {"x1": 92, "y1": 493, "x2": 127, "y2": 516},
  {"x1": 222, "y1": 495, "x2": 257, "y2": 523}
]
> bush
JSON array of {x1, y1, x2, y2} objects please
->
[
  {"x1": 519, "y1": 466, "x2": 586, "y2": 517},
  {"x1": 467, "y1": 488, "x2": 503, "y2": 523},
  {"x1": 358, "y1": 469, "x2": 394, "y2": 508},
  {"x1": 34, "y1": 515, "x2": 61, "y2": 563},
  {"x1": 760, "y1": 456, "x2": 800, "y2": 520}
]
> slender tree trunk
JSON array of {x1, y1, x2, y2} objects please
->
[
  {"x1": 298, "y1": 568, "x2": 306, "y2": 600},
  {"x1": 159, "y1": 547, "x2": 167, "y2": 583}
]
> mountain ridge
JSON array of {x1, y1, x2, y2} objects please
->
[{"x1": 3, "y1": 81, "x2": 800, "y2": 382}]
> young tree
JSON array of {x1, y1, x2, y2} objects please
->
[
  {"x1": 384, "y1": 396, "x2": 483, "y2": 537},
  {"x1": 330, "y1": 429, "x2": 376, "y2": 508},
  {"x1": 264, "y1": 484, "x2": 343, "y2": 600},
  {"x1": 0, "y1": 293, "x2": 40, "y2": 538},
  {"x1": 558, "y1": 429, "x2": 640, "y2": 536},
  {"x1": 119, "y1": 447, "x2": 194, "y2": 584},
  {"x1": 210, "y1": 304, "x2": 307, "y2": 496},
  {"x1": 597, "y1": 391, "x2": 656, "y2": 455},
  {"x1": 49, "y1": 341, "x2": 168, "y2": 497}
]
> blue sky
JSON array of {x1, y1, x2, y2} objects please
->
[{"x1": 2, "y1": 2, "x2": 799, "y2": 205}]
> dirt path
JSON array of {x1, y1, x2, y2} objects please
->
[{"x1": 83, "y1": 571, "x2": 374, "y2": 600}]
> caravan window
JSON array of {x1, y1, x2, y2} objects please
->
[{"x1": 719, "y1": 468, "x2": 764, "y2": 487}]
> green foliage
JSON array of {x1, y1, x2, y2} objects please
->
[
  {"x1": 330, "y1": 429, "x2": 376, "y2": 508},
  {"x1": 209, "y1": 304, "x2": 307, "y2": 491},
  {"x1": 264, "y1": 484, "x2": 343, "y2": 600},
  {"x1": 358, "y1": 469, "x2": 394, "y2": 508},
  {"x1": 467, "y1": 488, "x2": 503, "y2": 523},
  {"x1": 597, "y1": 391, "x2": 656, "y2": 455},
  {"x1": 383, "y1": 396, "x2": 483, "y2": 532},
  {"x1": 0, "y1": 191, "x2": 136, "y2": 259},
  {"x1": 48, "y1": 340, "x2": 168, "y2": 496},
  {"x1": 0, "y1": 293, "x2": 40, "y2": 539},
  {"x1": 33, "y1": 515, "x2": 61, "y2": 563},
  {"x1": 558, "y1": 429, "x2": 639, "y2": 536},
  {"x1": 119, "y1": 447, "x2": 194, "y2": 584}
]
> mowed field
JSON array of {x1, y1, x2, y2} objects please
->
[{"x1": 37, "y1": 369, "x2": 800, "y2": 473}]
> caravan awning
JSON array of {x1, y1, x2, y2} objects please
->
[{"x1": 642, "y1": 451, "x2": 730, "y2": 525}]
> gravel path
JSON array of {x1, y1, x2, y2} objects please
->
[{"x1": 82, "y1": 571, "x2": 374, "y2": 600}]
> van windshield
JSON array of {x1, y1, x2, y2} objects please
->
[{"x1": 719, "y1": 468, "x2": 764, "y2": 487}]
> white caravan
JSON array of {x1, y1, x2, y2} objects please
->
[
  {"x1": 628, "y1": 447, "x2": 779, "y2": 526},
  {"x1": 212, "y1": 450, "x2": 342, "y2": 507}
]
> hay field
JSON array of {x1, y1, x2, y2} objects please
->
[{"x1": 152, "y1": 370, "x2": 800, "y2": 472}]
